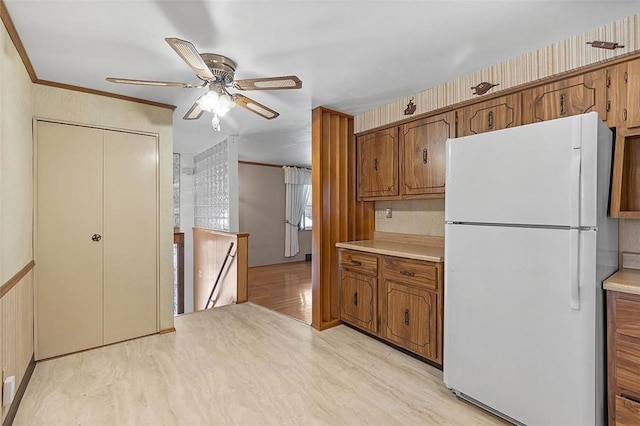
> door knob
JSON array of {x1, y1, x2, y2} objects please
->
[{"x1": 91, "y1": 234, "x2": 102, "y2": 242}]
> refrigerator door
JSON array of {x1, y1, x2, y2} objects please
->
[
  {"x1": 444, "y1": 224, "x2": 601, "y2": 426},
  {"x1": 445, "y1": 112, "x2": 605, "y2": 228}
]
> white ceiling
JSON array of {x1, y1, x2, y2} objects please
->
[{"x1": 6, "y1": 1, "x2": 639, "y2": 167}]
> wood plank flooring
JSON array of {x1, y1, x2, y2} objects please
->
[
  {"x1": 14, "y1": 303, "x2": 507, "y2": 425},
  {"x1": 248, "y1": 261, "x2": 312, "y2": 324}
]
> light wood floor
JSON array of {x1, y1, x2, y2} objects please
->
[
  {"x1": 14, "y1": 303, "x2": 507, "y2": 425},
  {"x1": 248, "y1": 261, "x2": 312, "y2": 324}
]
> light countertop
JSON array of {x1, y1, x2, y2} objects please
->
[
  {"x1": 336, "y1": 240, "x2": 444, "y2": 263},
  {"x1": 604, "y1": 268, "x2": 640, "y2": 295}
]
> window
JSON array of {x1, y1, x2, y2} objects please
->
[{"x1": 300, "y1": 186, "x2": 312, "y2": 231}]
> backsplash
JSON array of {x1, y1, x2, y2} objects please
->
[
  {"x1": 375, "y1": 199, "x2": 445, "y2": 237},
  {"x1": 620, "y1": 220, "x2": 640, "y2": 267}
]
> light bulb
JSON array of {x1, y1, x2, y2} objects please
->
[
  {"x1": 198, "y1": 90, "x2": 220, "y2": 111},
  {"x1": 211, "y1": 114, "x2": 221, "y2": 131}
]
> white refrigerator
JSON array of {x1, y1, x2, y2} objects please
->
[{"x1": 443, "y1": 112, "x2": 618, "y2": 426}]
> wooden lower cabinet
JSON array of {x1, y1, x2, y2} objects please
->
[
  {"x1": 339, "y1": 270, "x2": 377, "y2": 333},
  {"x1": 607, "y1": 290, "x2": 640, "y2": 425},
  {"x1": 381, "y1": 280, "x2": 438, "y2": 361},
  {"x1": 338, "y1": 248, "x2": 443, "y2": 365}
]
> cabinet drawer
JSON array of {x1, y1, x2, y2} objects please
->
[
  {"x1": 615, "y1": 297, "x2": 640, "y2": 340},
  {"x1": 383, "y1": 257, "x2": 437, "y2": 290},
  {"x1": 339, "y1": 250, "x2": 378, "y2": 275},
  {"x1": 615, "y1": 395, "x2": 640, "y2": 426},
  {"x1": 616, "y1": 336, "x2": 640, "y2": 397}
]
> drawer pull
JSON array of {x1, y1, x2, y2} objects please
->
[
  {"x1": 400, "y1": 269, "x2": 415, "y2": 277},
  {"x1": 422, "y1": 148, "x2": 428, "y2": 164},
  {"x1": 621, "y1": 393, "x2": 640, "y2": 405},
  {"x1": 487, "y1": 111, "x2": 494, "y2": 130},
  {"x1": 404, "y1": 309, "x2": 410, "y2": 325},
  {"x1": 351, "y1": 260, "x2": 362, "y2": 266},
  {"x1": 353, "y1": 292, "x2": 358, "y2": 306}
]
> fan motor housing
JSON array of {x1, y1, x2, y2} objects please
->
[{"x1": 201, "y1": 53, "x2": 236, "y2": 84}]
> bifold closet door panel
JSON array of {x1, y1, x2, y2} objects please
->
[
  {"x1": 36, "y1": 122, "x2": 104, "y2": 359},
  {"x1": 103, "y1": 130, "x2": 158, "y2": 344}
]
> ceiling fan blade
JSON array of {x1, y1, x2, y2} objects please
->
[
  {"x1": 165, "y1": 37, "x2": 214, "y2": 80},
  {"x1": 232, "y1": 75, "x2": 302, "y2": 91},
  {"x1": 232, "y1": 94, "x2": 279, "y2": 119},
  {"x1": 183, "y1": 100, "x2": 205, "y2": 120},
  {"x1": 106, "y1": 77, "x2": 206, "y2": 89}
]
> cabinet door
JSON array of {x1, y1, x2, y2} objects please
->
[
  {"x1": 36, "y1": 121, "x2": 104, "y2": 359},
  {"x1": 356, "y1": 128, "x2": 398, "y2": 199},
  {"x1": 626, "y1": 59, "x2": 640, "y2": 129},
  {"x1": 103, "y1": 130, "x2": 158, "y2": 344},
  {"x1": 522, "y1": 70, "x2": 607, "y2": 124},
  {"x1": 400, "y1": 112, "x2": 454, "y2": 196},
  {"x1": 457, "y1": 94, "x2": 521, "y2": 137},
  {"x1": 382, "y1": 280, "x2": 438, "y2": 361},
  {"x1": 340, "y1": 269, "x2": 377, "y2": 333}
]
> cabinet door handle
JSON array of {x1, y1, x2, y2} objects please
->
[
  {"x1": 487, "y1": 111, "x2": 494, "y2": 129},
  {"x1": 624, "y1": 109, "x2": 628, "y2": 121},
  {"x1": 404, "y1": 309, "x2": 410, "y2": 325},
  {"x1": 351, "y1": 260, "x2": 362, "y2": 266},
  {"x1": 400, "y1": 270, "x2": 415, "y2": 277},
  {"x1": 374, "y1": 158, "x2": 378, "y2": 171},
  {"x1": 354, "y1": 292, "x2": 358, "y2": 306},
  {"x1": 560, "y1": 93, "x2": 566, "y2": 116},
  {"x1": 422, "y1": 149, "x2": 428, "y2": 164},
  {"x1": 91, "y1": 234, "x2": 102, "y2": 242}
]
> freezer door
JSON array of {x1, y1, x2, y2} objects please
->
[
  {"x1": 443, "y1": 224, "x2": 602, "y2": 426},
  {"x1": 445, "y1": 112, "x2": 605, "y2": 227}
]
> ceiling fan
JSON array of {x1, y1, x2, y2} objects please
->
[{"x1": 106, "y1": 38, "x2": 302, "y2": 131}]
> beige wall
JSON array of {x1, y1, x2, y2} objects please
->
[
  {"x1": 0, "y1": 19, "x2": 35, "y2": 421},
  {"x1": 239, "y1": 163, "x2": 311, "y2": 267},
  {"x1": 32, "y1": 85, "x2": 175, "y2": 331}
]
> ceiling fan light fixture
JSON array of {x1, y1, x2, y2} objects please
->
[{"x1": 197, "y1": 89, "x2": 236, "y2": 117}]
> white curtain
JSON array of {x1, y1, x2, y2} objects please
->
[{"x1": 284, "y1": 166, "x2": 311, "y2": 257}]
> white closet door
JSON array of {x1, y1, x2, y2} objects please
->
[
  {"x1": 103, "y1": 130, "x2": 158, "y2": 344},
  {"x1": 36, "y1": 121, "x2": 104, "y2": 359}
]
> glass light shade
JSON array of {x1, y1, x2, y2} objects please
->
[{"x1": 197, "y1": 89, "x2": 236, "y2": 117}]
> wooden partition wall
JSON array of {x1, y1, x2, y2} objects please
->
[
  {"x1": 311, "y1": 107, "x2": 374, "y2": 331},
  {"x1": 192, "y1": 228, "x2": 249, "y2": 311}
]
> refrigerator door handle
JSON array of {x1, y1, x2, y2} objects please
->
[
  {"x1": 570, "y1": 146, "x2": 581, "y2": 228},
  {"x1": 569, "y1": 229, "x2": 580, "y2": 310}
]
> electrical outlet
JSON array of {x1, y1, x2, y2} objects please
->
[{"x1": 375, "y1": 209, "x2": 385, "y2": 219}]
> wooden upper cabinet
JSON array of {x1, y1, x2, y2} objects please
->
[
  {"x1": 612, "y1": 58, "x2": 640, "y2": 129},
  {"x1": 457, "y1": 94, "x2": 521, "y2": 137},
  {"x1": 400, "y1": 111, "x2": 454, "y2": 196},
  {"x1": 356, "y1": 127, "x2": 398, "y2": 199},
  {"x1": 522, "y1": 69, "x2": 608, "y2": 124}
]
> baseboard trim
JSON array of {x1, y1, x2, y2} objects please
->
[
  {"x1": 3, "y1": 354, "x2": 36, "y2": 426},
  {"x1": 159, "y1": 327, "x2": 176, "y2": 335},
  {"x1": 312, "y1": 319, "x2": 342, "y2": 331}
]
